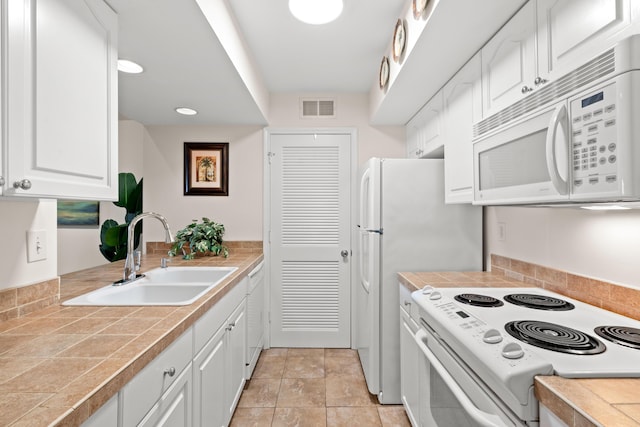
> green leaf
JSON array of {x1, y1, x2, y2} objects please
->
[
  {"x1": 114, "y1": 173, "x2": 137, "y2": 209},
  {"x1": 104, "y1": 224, "x2": 127, "y2": 247}
]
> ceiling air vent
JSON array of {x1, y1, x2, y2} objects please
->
[{"x1": 301, "y1": 98, "x2": 335, "y2": 118}]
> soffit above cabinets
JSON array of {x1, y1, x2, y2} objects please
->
[
  {"x1": 370, "y1": 0, "x2": 528, "y2": 126},
  {"x1": 106, "y1": 0, "x2": 269, "y2": 126}
]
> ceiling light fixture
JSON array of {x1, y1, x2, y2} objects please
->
[
  {"x1": 289, "y1": 0, "x2": 343, "y2": 25},
  {"x1": 117, "y1": 59, "x2": 144, "y2": 74},
  {"x1": 580, "y1": 205, "x2": 631, "y2": 211},
  {"x1": 175, "y1": 107, "x2": 198, "y2": 116}
]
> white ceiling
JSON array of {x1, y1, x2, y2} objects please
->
[{"x1": 108, "y1": 0, "x2": 406, "y2": 126}]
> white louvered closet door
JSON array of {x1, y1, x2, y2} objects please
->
[{"x1": 269, "y1": 132, "x2": 351, "y2": 348}]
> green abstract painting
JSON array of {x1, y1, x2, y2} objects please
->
[{"x1": 57, "y1": 201, "x2": 100, "y2": 227}]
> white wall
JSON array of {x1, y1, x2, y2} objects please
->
[
  {"x1": 268, "y1": 93, "x2": 405, "y2": 165},
  {"x1": 142, "y1": 124, "x2": 264, "y2": 243},
  {"x1": 0, "y1": 199, "x2": 57, "y2": 290},
  {"x1": 57, "y1": 120, "x2": 146, "y2": 275},
  {"x1": 485, "y1": 206, "x2": 640, "y2": 288},
  {"x1": 141, "y1": 92, "x2": 405, "y2": 243}
]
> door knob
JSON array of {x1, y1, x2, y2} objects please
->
[
  {"x1": 341, "y1": 250, "x2": 349, "y2": 258},
  {"x1": 0, "y1": 176, "x2": 5, "y2": 186}
]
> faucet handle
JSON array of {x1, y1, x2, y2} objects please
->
[{"x1": 161, "y1": 257, "x2": 171, "y2": 268}]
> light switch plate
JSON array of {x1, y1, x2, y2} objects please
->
[{"x1": 27, "y1": 229, "x2": 47, "y2": 262}]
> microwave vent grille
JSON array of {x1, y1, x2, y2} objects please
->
[{"x1": 474, "y1": 48, "x2": 616, "y2": 138}]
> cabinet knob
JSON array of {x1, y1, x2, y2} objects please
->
[
  {"x1": 13, "y1": 179, "x2": 32, "y2": 190},
  {"x1": 0, "y1": 176, "x2": 4, "y2": 186},
  {"x1": 521, "y1": 86, "x2": 533, "y2": 94},
  {"x1": 534, "y1": 76, "x2": 547, "y2": 86},
  {"x1": 163, "y1": 367, "x2": 176, "y2": 377},
  {"x1": 341, "y1": 249, "x2": 349, "y2": 258}
]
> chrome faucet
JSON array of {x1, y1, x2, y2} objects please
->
[{"x1": 123, "y1": 212, "x2": 174, "y2": 282}]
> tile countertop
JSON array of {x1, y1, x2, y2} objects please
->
[
  {"x1": 0, "y1": 250, "x2": 263, "y2": 427},
  {"x1": 399, "y1": 271, "x2": 640, "y2": 427}
]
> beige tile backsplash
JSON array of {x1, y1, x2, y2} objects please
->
[{"x1": 491, "y1": 254, "x2": 640, "y2": 321}]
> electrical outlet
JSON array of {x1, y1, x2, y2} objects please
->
[
  {"x1": 497, "y1": 222, "x2": 506, "y2": 242},
  {"x1": 27, "y1": 229, "x2": 47, "y2": 262}
]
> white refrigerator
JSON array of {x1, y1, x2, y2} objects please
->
[{"x1": 356, "y1": 158, "x2": 482, "y2": 404}]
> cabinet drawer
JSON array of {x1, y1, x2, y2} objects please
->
[
  {"x1": 194, "y1": 277, "x2": 247, "y2": 354},
  {"x1": 121, "y1": 328, "x2": 193, "y2": 426}
]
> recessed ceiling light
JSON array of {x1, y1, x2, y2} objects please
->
[
  {"x1": 175, "y1": 107, "x2": 198, "y2": 116},
  {"x1": 289, "y1": 0, "x2": 343, "y2": 25},
  {"x1": 117, "y1": 59, "x2": 144, "y2": 74}
]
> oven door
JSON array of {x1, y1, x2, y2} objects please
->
[
  {"x1": 414, "y1": 326, "x2": 528, "y2": 427},
  {"x1": 473, "y1": 100, "x2": 570, "y2": 205}
]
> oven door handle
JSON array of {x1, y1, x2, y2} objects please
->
[{"x1": 414, "y1": 329, "x2": 508, "y2": 427}]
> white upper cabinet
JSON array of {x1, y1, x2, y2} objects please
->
[
  {"x1": 482, "y1": 0, "x2": 632, "y2": 119},
  {"x1": 443, "y1": 53, "x2": 482, "y2": 204},
  {"x1": 406, "y1": 92, "x2": 444, "y2": 159},
  {"x1": 3, "y1": 0, "x2": 118, "y2": 200},
  {"x1": 481, "y1": 1, "x2": 537, "y2": 118},
  {"x1": 537, "y1": 0, "x2": 631, "y2": 80}
]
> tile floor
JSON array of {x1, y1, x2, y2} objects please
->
[{"x1": 230, "y1": 348, "x2": 411, "y2": 427}]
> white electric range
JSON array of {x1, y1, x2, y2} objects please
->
[{"x1": 410, "y1": 286, "x2": 640, "y2": 426}]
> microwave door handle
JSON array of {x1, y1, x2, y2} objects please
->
[
  {"x1": 545, "y1": 104, "x2": 569, "y2": 195},
  {"x1": 413, "y1": 330, "x2": 509, "y2": 427}
]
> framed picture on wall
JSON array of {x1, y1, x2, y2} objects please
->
[
  {"x1": 57, "y1": 200, "x2": 100, "y2": 227},
  {"x1": 183, "y1": 142, "x2": 229, "y2": 196}
]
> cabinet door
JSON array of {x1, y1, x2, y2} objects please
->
[
  {"x1": 400, "y1": 308, "x2": 419, "y2": 427},
  {"x1": 481, "y1": 1, "x2": 536, "y2": 118},
  {"x1": 139, "y1": 363, "x2": 192, "y2": 427},
  {"x1": 537, "y1": 0, "x2": 630, "y2": 81},
  {"x1": 226, "y1": 301, "x2": 247, "y2": 421},
  {"x1": 443, "y1": 53, "x2": 482, "y2": 204},
  {"x1": 4, "y1": 0, "x2": 117, "y2": 200},
  {"x1": 193, "y1": 324, "x2": 227, "y2": 427},
  {"x1": 406, "y1": 92, "x2": 444, "y2": 159}
]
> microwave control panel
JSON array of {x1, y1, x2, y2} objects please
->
[{"x1": 570, "y1": 82, "x2": 618, "y2": 193}]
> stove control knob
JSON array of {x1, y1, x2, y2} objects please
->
[
  {"x1": 429, "y1": 291, "x2": 442, "y2": 301},
  {"x1": 421, "y1": 285, "x2": 434, "y2": 295},
  {"x1": 502, "y1": 342, "x2": 525, "y2": 359},
  {"x1": 483, "y1": 329, "x2": 503, "y2": 344}
]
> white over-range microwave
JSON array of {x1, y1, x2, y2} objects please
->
[{"x1": 473, "y1": 36, "x2": 640, "y2": 206}]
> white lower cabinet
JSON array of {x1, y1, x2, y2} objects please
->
[
  {"x1": 399, "y1": 284, "x2": 420, "y2": 427},
  {"x1": 193, "y1": 323, "x2": 227, "y2": 427},
  {"x1": 121, "y1": 328, "x2": 193, "y2": 426},
  {"x1": 193, "y1": 300, "x2": 247, "y2": 427},
  {"x1": 82, "y1": 276, "x2": 250, "y2": 427},
  {"x1": 138, "y1": 363, "x2": 192, "y2": 427}
]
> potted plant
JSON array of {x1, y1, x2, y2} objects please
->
[
  {"x1": 169, "y1": 217, "x2": 229, "y2": 259},
  {"x1": 99, "y1": 172, "x2": 143, "y2": 262}
]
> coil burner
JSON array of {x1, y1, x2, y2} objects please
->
[
  {"x1": 454, "y1": 293, "x2": 504, "y2": 307},
  {"x1": 505, "y1": 320, "x2": 606, "y2": 355},
  {"x1": 594, "y1": 326, "x2": 640, "y2": 350},
  {"x1": 504, "y1": 293, "x2": 575, "y2": 311}
]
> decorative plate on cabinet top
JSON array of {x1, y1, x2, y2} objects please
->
[
  {"x1": 392, "y1": 19, "x2": 406, "y2": 62},
  {"x1": 413, "y1": 0, "x2": 428, "y2": 19},
  {"x1": 379, "y1": 56, "x2": 389, "y2": 89}
]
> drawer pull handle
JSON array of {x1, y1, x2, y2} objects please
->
[{"x1": 164, "y1": 367, "x2": 176, "y2": 377}]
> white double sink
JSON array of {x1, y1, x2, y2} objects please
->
[{"x1": 63, "y1": 266, "x2": 238, "y2": 306}]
